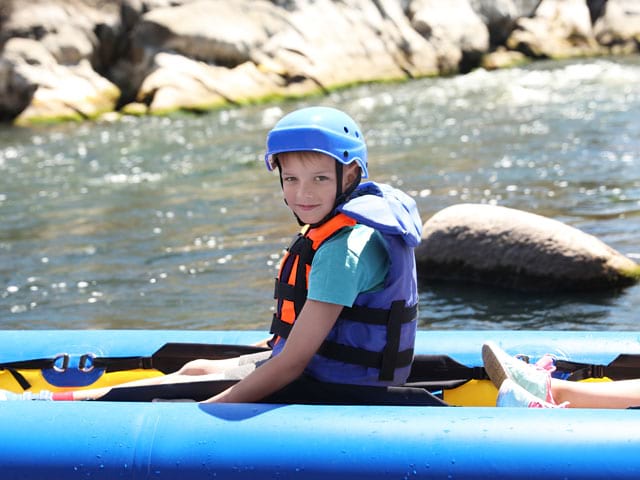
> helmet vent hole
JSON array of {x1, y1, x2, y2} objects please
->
[
  {"x1": 343, "y1": 126, "x2": 349, "y2": 134},
  {"x1": 343, "y1": 150, "x2": 349, "y2": 158}
]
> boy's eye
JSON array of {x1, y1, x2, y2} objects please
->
[
  {"x1": 314, "y1": 175, "x2": 330, "y2": 182},
  {"x1": 283, "y1": 176, "x2": 297, "y2": 182}
]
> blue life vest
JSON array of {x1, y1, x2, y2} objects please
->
[{"x1": 269, "y1": 182, "x2": 422, "y2": 386}]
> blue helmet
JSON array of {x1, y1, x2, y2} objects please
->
[{"x1": 264, "y1": 106, "x2": 368, "y2": 178}]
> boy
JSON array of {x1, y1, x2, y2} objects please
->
[
  {"x1": 204, "y1": 106, "x2": 424, "y2": 403},
  {"x1": 2, "y1": 106, "x2": 434, "y2": 405}
]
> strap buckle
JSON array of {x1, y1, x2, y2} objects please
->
[
  {"x1": 51, "y1": 353, "x2": 70, "y2": 373},
  {"x1": 78, "y1": 353, "x2": 96, "y2": 373}
]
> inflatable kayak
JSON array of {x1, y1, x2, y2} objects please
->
[{"x1": 0, "y1": 329, "x2": 639, "y2": 479}]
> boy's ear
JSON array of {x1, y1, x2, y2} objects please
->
[{"x1": 344, "y1": 163, "x2": 361, "y2": 185}]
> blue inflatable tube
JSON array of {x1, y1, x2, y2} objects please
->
[
  {"x1": 0, "y1": 329, "x2": 639, "y2": 479},
  {"x1": 1, "y1": 402, "x2": 639, "y2": 479},
  {"x1": 1, "y1": 329, "x2": 638, "y2": 366}
]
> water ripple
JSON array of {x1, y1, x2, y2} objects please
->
[{"x1": 1, "y1": 57, "x2": 639, "y2": 330}]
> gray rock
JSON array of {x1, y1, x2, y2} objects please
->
[
  {"x1": 3, "y1": 38, "x2": 119, "y2": 124},
  {"x1": 257, "y1": 0, "x2": 439, "y2": 89},
  {"x1": 0, "y1": 0, "x2": 121, "y2": 123},
  {"x1": 409, "y1": 0, "x2": 489, "y2": 72},
  {"x1": 416, "y1": 204, "x2": 640, "y2": 292},
  {"x1": 132, "y1": 0, "x2": 280, "y2": 67},
  {"x1": 469, "y1": 0, "x2": 541, "y2": 45},
  {"x1": 0, "y1": 0, "x2": 638, "y2": 124},
  {"x1": 506, "y1": 0, "x2": 604, "y2": 58},
  {"x1": 594, "y1": 0, "x2": 640, "y2": 54}
]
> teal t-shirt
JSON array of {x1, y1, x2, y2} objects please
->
[{"x1": 307, "y1": 224, "x2": 389, "y2": 307}]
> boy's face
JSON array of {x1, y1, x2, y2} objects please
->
[{"x1": 278, "y1": 152, "x2": 358, "y2": 225}]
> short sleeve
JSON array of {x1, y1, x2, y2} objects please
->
[{"x1": 307, "y1": 224, "x2": 389, "y2": 307}]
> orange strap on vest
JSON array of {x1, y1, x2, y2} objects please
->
[{"x1": 275, "y1": 213, "x2": 357, "y2": 326}]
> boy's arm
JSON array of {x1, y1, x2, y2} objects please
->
[{"x1": 203, "y1": 299, "x2": 342, "y2": 403}]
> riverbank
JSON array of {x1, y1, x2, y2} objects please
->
[{"x1": 0, "y1": 0, "x2": 638, "y2": 125}]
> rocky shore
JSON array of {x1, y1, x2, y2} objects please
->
[{"x1": 0, "y1": 0, "x2": 638, "y2": 125}]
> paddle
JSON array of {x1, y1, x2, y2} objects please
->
[
  {"x1": 99, "y1": 379, "x2": 240, "y2": 402},
  {"x1": 78, "y1": 352, "x2": 484, "y2": 402},
  {"x1": 6, "y1": 342, "x2": 640, "y2": 401},
  {"x1": 0, "y1": 343, "x2": 270, "y2": 391},
  {"x1": 0, "y1": 343, "x2": 270, "y2": 374},
  {"x1": 90, "y1": 343, "x2": 271, "y2": 374},
  {"x1": 555, "y1": 354, "x2": 640, "y2": 381},
  {"x1": 62, "y1": 344, "x2": 272, "y2": 402}
]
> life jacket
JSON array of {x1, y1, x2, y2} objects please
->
[{"x1": 269, "y1": 181, "x2": 421, "y2": 386}]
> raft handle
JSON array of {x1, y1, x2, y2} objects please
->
[
  {"x1": 78, "y1": 353, "x2": 96, "y2": 373},
  {"x1": 52, "y1": 353, "x2": 70, "y2": 373}
]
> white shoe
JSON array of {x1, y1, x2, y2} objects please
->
[
  {"x1": 497, "y1": 379, "x2": 565, "y2": 408},
  {"x1": 482, "y1": 341, "x2": 554, "y2": 402}
]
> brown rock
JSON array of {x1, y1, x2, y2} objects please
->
[{"x1": 416, "y1": 203, "x2": 640, "y2": 292}]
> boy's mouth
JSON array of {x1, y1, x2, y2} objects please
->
[{"x1": 296, "y1": 204, "x2": 319, "y2": 211}]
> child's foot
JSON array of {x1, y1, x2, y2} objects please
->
[
  {"x1": 497, "y1": 379, "x2": 564, "y2": 408},
  {"x1": 482, "y1": 341, "x2": 555, "y2": 403}
]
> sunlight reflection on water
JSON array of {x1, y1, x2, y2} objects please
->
[{"x1": 1, "y1": 57, "x2": 639, "y2": 330}]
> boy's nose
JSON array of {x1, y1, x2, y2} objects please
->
[{"x1": 299, "y1": 183, "x2": 313, "y2": 197}]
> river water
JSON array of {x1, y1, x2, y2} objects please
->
[{"x1": 1, "y1": 57, "x2": 639, "y2": 331}]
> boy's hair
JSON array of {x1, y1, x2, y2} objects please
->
[
  {"x1": 276, "y1": 150, "x2": 358, "y2": 174},
  {"x1": 276, "y1": 150, "x2": 331, "y2": 166}
]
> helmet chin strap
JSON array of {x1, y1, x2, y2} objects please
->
[{"x1": 276, "y1": 160, "x2": 361, "y2": 228}]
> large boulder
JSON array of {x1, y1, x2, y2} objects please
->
[
  {"x1": 416, "y1": 204, "x2": 640, "y2": 292},
  {"x1": 244, "y1": 0, "x2": 440, "y2": 89},
  {"x1": 125, "y1": 0, "x2": 294, "y2": 112},
  {"x1": 0, "y1": 0, "x2": 122, "y2": 123},
  {"x1": 118, "y1": 0, "x2": 440, "y2": 112},
  {"x1": 262, "y1": 0, "x2": 375, "y2": 86},
  {"x1": 593, "y1": 0, "x2": 640, "y2": 54},
  {"x1": 408, "y1": 0, "x2": 490, "y2": 73},
  {"x1": 136, "y1": 52, "x2": 283, "y2": 114},
  {"x1": 469, "y1": 0, "x2": 541, "y2": 46},
  {"x1": 506, "y1": 0, "x2": 604, "y2": 58},
  {"x1": 3, "y1": 38, "x2": 119, "y2": 124},
  {"x1": 130, "y1": 0, "x2": 279, "y2": 67}
]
